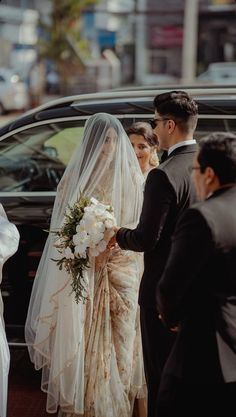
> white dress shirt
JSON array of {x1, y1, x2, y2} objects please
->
[{"x1": 168, "y1": 139, "x2": 196, "y2": 156}]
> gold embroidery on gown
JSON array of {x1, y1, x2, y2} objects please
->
[
  {"x1": 57, "y1": 247, "x2": 145, "y2": 417},
  {"x1": 57, "y1": 177, "x2": 146, "y2": 417}
]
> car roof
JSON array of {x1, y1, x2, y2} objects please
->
[
  {"x1": 1, "y1": 86, "x2": 236, "y2": 136},
  {"x1": 0, "y1": 67, "x2": 18, "y2": 76},
  {"x1": 208, "y1": 62, "x2": 236, "y2": 68}
]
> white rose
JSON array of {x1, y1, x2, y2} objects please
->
[
  {"x1": 64, "y1": 247, "x2": 74, "y2": 259},
  {"x1": 105, "y1": 211, "x2": 115, "y2": 219},
  {"x1": 104, "y1": 218, "x2": 116, "y2": 229},
  {"x1": 73, "y1": 230, "x2": 89, "y2": 246},
  {"x1": 89, "y1": 230, "x2": 104, "y2": 245},
  {"x1": 74, "y1": 242, "x2": 88, "y2": 257},
  {"x1": 83, "y1": 213, "x2": 96, "y2": 229},
  {"x1": 96, "y1": 221, "x2": 106, "y2": 232},
  {"x1": 90, "y1": 204, "x2": 107, "y2": 218},
  {"x1": 90, "y1": 197, "x2": 99, "y2": 205},
  {"x1": 86, "y1": 222, "x2": 105, "y2": 242}
]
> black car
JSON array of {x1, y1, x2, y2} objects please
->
[{"x1": 1, "y1": 86, "x2": 236, "y2": 345}]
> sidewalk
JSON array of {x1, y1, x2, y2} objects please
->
[{"x1": 7, "y1": 348, "x2": 57, "y2": 417}]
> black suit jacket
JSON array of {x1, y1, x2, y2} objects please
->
[
  {"x1": 117, "y1": 144, "x2": 197, "y2": 307},
  {"x1": 156, "y1": 185, "x2": 236, "y2": 384}
]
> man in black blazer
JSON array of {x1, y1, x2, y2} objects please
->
[
  {"x1": 156, "y1": 132, "x2": 236, "y2": 417},
  {"x1": 112, "y1": 91, "x2": 198, "y2": 417}
]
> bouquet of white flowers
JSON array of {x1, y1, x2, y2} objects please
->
[{"x1": 52, "y1": 195, "x2": 117, "y2": 303}]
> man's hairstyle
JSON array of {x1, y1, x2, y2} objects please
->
[
  {"x1": 126, "y1": 122, "x2": 158, "y2": 147},
  {"x1": 153, "y1": 90, "x2": 198, "y2": 133},
  {"x1": 198, "y1": 132, "x2": 236, "y2": 185}
]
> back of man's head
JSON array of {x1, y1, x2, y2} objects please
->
[
  {"x1": 198, "y1": 132, "x2": 236, "y2": 185},
  {"x1": 153, "y1": 90, "x2": 198, "y2": 133}
]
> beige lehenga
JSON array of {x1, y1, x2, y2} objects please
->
[{"x1": 57, "y1": 247, "x2": 146, "y2": 417}]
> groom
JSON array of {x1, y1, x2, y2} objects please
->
[{"x1": 111, "y1": 90, "x2": 199, "y2": 417}]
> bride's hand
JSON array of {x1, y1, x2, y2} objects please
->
[{"x1": 107, "y1": 227, "x2": 119, "y2": 250}]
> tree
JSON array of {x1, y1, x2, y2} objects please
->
[{"x1": 39, "y1": 0, "x2": 99, "y2": 94}]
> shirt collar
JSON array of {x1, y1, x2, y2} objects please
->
[{"x1": 168, "y1": 139, "x2": 196, "y2": 156}]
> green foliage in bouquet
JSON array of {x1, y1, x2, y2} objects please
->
[{"x1": 52, "y1": 195, "x2": 90, "y2": 304}]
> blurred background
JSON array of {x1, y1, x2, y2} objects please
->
[{"x1": 0, "y1": 0, "x2": 236, "y2": 110}]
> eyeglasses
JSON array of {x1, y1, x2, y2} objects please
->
[
  {"x1": 148, "y1": 118, "x2": 169, "y2": 129},
  {"x1": 191, "y1": 166, "x2": 201, "y2": 171}
]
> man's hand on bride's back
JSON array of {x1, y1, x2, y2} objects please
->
[{"x1": 107, "y1": 227, "x2": 119, "y2": 250}]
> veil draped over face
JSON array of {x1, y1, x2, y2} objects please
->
[{"x1": 25, "y1": 113, "x2": 144, "y2": 414}]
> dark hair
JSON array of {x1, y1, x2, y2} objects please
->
[
  {"x1": 198, "y1": 132, "x2": 236, "y2": 185},
  {"x1": 153, "y1": 90, "x2": 198, "y2": 133},
  {"x1": 126, "y1": 122, "x2": 158, "y2": 147}
]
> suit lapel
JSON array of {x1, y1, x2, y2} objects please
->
[{"x1": 169, "y1": 144, "x2": 197, "y2": 157}]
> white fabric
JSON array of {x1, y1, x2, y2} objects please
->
[
  {"x1": 25, "y1": 113, "x2": 146, "y2": 416},
  {"x1": 167, "y1": 139, "x2": 196, "y2": 156},
  {"x1": 0, "y1": 204, "x2": 20, "y2": 417}
]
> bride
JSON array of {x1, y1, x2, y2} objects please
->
[{"x1": 25, "y1": 113, "x2": 146, "y2": 417}]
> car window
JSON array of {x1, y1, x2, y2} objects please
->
[
  {"x1": 0, "y1": 121, "x2": 85, "y2": 192},
  {"x1": 0, "y1": 116, "x2": 151, "y2": 193},
  {"x1": 195, "y1": 117, "x2": 236, "y2": 141},
  {"x1": 45, "y1": 126, "x2": 84, "y2": 165}
]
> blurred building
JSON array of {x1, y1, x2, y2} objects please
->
[
  {"x1": 198, "y1": 0, "x2": 236, "y2": 75},
  {"x1": 0, "y1": 0, "x2": 50, "y2": 77},
  {"x1": 86, "y1": 0, "x2": 235, "y2": 86},
  {"x1": 133, "y1": 0, "x2": 236, "y2": 84},
  {"x1": 1, "y1": 0, "x2": 236, "y2": 91}
]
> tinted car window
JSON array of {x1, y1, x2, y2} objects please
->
[
  {"x1": 195, "y1": 117, "x2": 236, "y2": 141},
  {"x1": 0, "y1": 121, "x2": 85, "y2": 192}
]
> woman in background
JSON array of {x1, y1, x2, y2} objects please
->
[{"x1": 126, "y1": 122, "x2": 159, "y2": 178}]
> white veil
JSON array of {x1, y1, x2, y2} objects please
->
[{"x1": 25, "y1": 113, "x2": 144, "y2": 414}]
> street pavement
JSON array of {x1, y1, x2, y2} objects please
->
[{"x1": 8, "y1": 347, "x2": 57, "y2": 417}]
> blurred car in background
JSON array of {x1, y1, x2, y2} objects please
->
[
  {"x1": 197, "y1": 62, "x2": 236, "y2": 85},
  {"x1": 1, "y1": 86, "x2": 236, "y2": 345},
  {"x1": 0, "y1": 67, "x2": 29, "y2": 115},
  {"x1": 140, "y1": 73, "x2": 178, "y2": 86}
]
